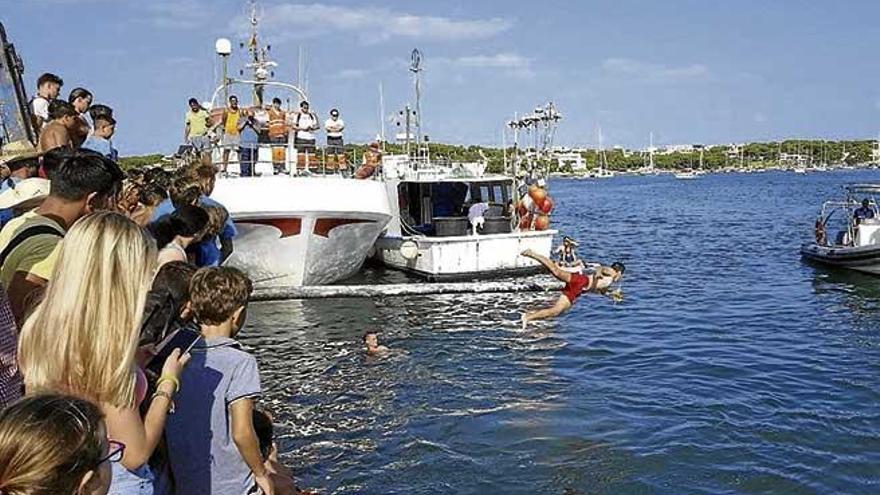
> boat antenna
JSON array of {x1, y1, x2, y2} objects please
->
[
  {"x1": 378, "y1": 81, "x2": 386, "y2": 146},
  {"x1": 410, "y1": 48, "x2": 423, "y2": 150},
  {"x1": 243, "y1": 0, "x2": 276, "y2": 107}
]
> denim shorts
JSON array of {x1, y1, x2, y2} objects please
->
[{"x1": 108, "y1": 462, "x2": 155, "y2": 495}]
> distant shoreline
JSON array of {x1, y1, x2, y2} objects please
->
[{"x1": 118, "y1": 138, "x2": 880, "y2": 174}]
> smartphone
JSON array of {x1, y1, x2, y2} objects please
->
[{"x1": 146, "y1": 328, "x2": 201, "y2": 377}]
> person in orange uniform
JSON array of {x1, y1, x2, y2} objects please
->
[
  {"x1": 355, "y1": 141, "x2": 382, "y2": 179},
  {"x1": 267, "y1": 98, "x2": 288, "y2": 172}
]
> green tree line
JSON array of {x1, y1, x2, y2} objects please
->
[{"x1": 119, "y1": 139, "x2": 877, "y2": 173}]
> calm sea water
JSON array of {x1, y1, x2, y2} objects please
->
[{"x1": 243, "y1": 171, "x2": 880, "y2": 494}]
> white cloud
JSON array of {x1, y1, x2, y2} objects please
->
[
  {"x1": 601, "y1": 58, "x2": 709, "y2": 83},
  {"x1": 233, "y1": 3, "x2": 513, "y2": 44},
  {"x1": 336, "y1": 69, "x2": 368, "y2": 80},
  {"x1": 442, "y1": 53, "x2": 534, "y2": 79},
  {"x1": 454, "y1": 53, "x2": 531, "y2": 69}
]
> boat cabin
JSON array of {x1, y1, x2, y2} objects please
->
[
  {"x1": 815, "y1": 184, "x2": 880, "y2": 248},
  {"x1": 380, "y1": 154, "x2": 515, "y2": 238},
  {"x1": 393, "y1": 177, "x2": 514, "y2": 237}
]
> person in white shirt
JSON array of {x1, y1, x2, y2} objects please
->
[
  {"x1": 324, "y1": 108, "x2": 345, "y2": 155},
  {"x1": 31, "y1": 73, "x2": 63, "y2": 133},
  {"x1": 290, "y1": 100, "x2": 319, "y2": 152}
]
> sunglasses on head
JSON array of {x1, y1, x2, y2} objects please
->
[{"x1": 97, "y1": 440, "x2": 125, "y2": 466}]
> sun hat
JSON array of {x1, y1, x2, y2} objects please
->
[{"x1": 0, "y1": 178, "x2": 50, "y2": 209}]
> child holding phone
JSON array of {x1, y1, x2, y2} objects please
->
[{"x1": 163, "y1": 267, "x2": 274, "y2": 495}]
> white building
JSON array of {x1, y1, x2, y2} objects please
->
[{"x1": 553, "y1": 150, "x2": 587, "y2": 171}]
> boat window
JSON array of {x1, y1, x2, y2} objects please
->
[
  {"x1": 493, "y1": 185, "x2": 504, "y2": 202},
  {"x1": 480, "y1": 185, "x2": 491, "y2": 202}
]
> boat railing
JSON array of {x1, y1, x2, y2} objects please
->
[{"x1": 189, "y1": 141, "x2": 377, "y2": 179}]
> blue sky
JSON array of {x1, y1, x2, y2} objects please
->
[{"x1": 3, "y1": 0, "x2": 880, "y2": 155}]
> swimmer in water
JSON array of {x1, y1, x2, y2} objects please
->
[
  {"x1": 520, "y1": 249, "x2": 625, "y2": 329},
  {"x1": 364, "y1": 331, "x2": 389, "y2": 355}
]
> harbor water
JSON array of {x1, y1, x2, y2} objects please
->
[{"x1": 245, "y1": 170, "x2": 880, "y2": 494}]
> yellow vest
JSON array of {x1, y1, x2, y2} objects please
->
[{"x1": 224, "y1": 109, "x2": 241, "y2": 136}]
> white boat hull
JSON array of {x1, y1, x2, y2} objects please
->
[
  {"x1": 375, "y1": 230, "x2": 557, "y2": 280},
  {"x1": 212, "y1": 176, "x2": 392, "y2": 287}
]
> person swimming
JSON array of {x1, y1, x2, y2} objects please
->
[
  {"x1": 520, "y1": 249, "x2": 625, "y2": 329},
  {"x1": 363, "y1": 331, "x2": 389, "y2": 356}
]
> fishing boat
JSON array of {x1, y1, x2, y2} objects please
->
[
  {"x1": 801, "y1": 184, "x2": 880, "y2": 274},
  {"x1": 372, "y1": 50, "x2": 557, "y2": 280},
  {"x1": 198, "y1": 4, "x2": 391, "y2": 286}
]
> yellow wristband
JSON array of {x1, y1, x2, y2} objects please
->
[{"x1": 156, "y1": 375, "x2": 180, "y2": 394}]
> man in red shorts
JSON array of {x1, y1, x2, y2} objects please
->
[{"x1": 520, "y1": 249, "x2": 625, "y2": 329}]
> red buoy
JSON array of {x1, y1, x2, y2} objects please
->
[
  {"x1": 528, "y1": 184, "x2": 547, "y2": 204},
  {"x1": 534, "y1": 214, "x2": 550, "y2": 230}
]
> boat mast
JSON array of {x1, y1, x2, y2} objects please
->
[
  {"x1": 243, "y1": 0, "x2": 276, "y2": 107},
  {"x1": 410, "y1": 49, "x2": 423, "y2": 155},
  {"x1": 378, "y1": 82, "x2": 386, "y2": 146}
]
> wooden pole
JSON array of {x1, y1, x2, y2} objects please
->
[{"x1": 252, "y1": 279, "x2": 565, "y2": 301}]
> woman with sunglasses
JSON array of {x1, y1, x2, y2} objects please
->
[
  {"x1": 0, "y1": 393, "x2": 124, "y2": 495},
  {"x1": 17, "y1": 212, "x2": 190, "y2": 494}
]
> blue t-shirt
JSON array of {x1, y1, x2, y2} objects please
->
[
  {"x1": 855, "y1": 206, "x2": 875, "y2": 220},
  {"x1": 195, "y1": 237, "x2": 222, "y2": 267},
  {"x1": 164, "y1": 336, "x2": 261, "y2": 495},
  {"x1": 81, "y1": 135, "x2": 118, "y2": 161},
  {"x1": 240, "y1": 122, "x2": 259, "y2": 149}
]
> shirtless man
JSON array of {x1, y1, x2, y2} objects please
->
[
  {"x1": 521, "y1": 249, "x2": 625, "y2": 329},
  {"x1": 363, "y1": 331, "x2": 389, "y2": 356},
  {"x1": 38, "y1": 100, "x2": 78, "y2": 152}
]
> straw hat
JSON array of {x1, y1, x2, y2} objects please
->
[{"x1": 0, "y1": 178, "x2": 50, "y2": 209}]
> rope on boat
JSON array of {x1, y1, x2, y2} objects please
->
[{"x1": 252, "y1": 279, "x2": 565, "y2": 301}]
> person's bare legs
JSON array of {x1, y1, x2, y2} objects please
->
[
  {"x1": 521, "y1": 249, "x2": 572, "y2": 283},
  {"x1": 221, "y1": 147, "x2": 230, "y2": 174},
  {"x1": 522, "y1": 295, "x2": 572, "y2": 329}
]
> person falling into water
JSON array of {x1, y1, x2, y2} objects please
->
[{"x1": 520, "y1": 249, "x2": 625, "y2": 329}]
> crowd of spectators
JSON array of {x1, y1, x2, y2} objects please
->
[{"x1": 0, "y1": 72, "x2": 308, "y2": 494}]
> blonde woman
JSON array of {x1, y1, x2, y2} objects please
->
[{"x1": 17, "y1": 211, "x2": 190, "y2": 495}]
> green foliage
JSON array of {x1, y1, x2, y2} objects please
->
[
  {"x1": 119, "y1": 139, "x2": 877, "y2": 173},
  {"x1": 118, "y1": 154, "x2": 164, "y2": 171}
]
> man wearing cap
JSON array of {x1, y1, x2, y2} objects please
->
[
  {"x1": 81, "y1": 114, "x2": 118, "y2": 161},
  {"x1": 290, "y1": 100, "x2": 319, "y2": 153},
  {"x1": 0, "y1": 149, "x2": 123, "y2": 324}
]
